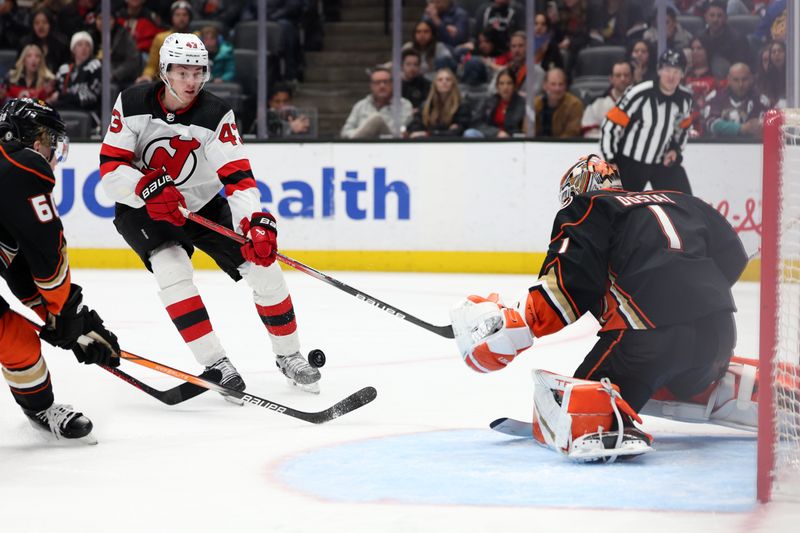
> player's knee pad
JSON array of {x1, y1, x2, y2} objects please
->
[
  {"x1": 0, "y1": 310, "x2": 42, "y2": 369},
  {"x1": 532, "y1": 369, "x2": 652, "y2": 462},
  {"x1": 641, "y1": 358, "x2": 758, "y2": 431},
  {"x1": 242, "y1": 261, "x2": 289, "y2": 306},
  {"x1": 149, "y1": 244, "x2": 194, "y2": 290}
]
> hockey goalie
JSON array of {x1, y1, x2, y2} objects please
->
[{"x1": 450, "y1": 154, "x2": 754, "y2": 463}]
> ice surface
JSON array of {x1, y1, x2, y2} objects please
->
[{"x1": 1, "y1": 271, "x2": 798, "y2": 532}]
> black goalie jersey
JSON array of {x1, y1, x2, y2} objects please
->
[
  {"x1": 0, "y1": 140, "x2": 71, "y2": 320},
  {"x1": 526, "y1": 188, "x2": 747, "y2": 337}
]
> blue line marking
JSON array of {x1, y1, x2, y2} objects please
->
[{"x1": 277, "y1": 429, "x2": 756, "y2": 511}]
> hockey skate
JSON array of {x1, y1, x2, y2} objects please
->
[
  {"x1": 276, "y1": 352, "x2": 321, "y2": 394},
  {"x1": 203, "y1": 357, "x2": 246, "y2": 405},
  {"x1": 24, "y1": 404, "x2": 97, "y2": 445}
]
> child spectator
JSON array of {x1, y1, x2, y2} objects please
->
[
  {"x1": 464, "y1": 68, "x2": 525, "y2": 138},
  {"x1": 200, "y1": 25, "x2": 235, "y2": 83},
  {"x1": 48, "y1": 30, "x2": 102, "y2": 125},
  {"x1": 0, "y1": 44, "x2": 56, "y2": 105},
  {"x1": 408, "y1": 67, "x2": 471, "y2": 138}
]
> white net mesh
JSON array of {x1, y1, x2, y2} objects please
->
[{"x1": 775, "y1": 108, "x2": 800, "y2": 497}]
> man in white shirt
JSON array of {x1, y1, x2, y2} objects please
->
[
  {"x1": 341, "y1": 67, "x2": 413, "y2": 139},
  {"x1": 581, "y1": 60, "x2": 632, "y2": 138}
]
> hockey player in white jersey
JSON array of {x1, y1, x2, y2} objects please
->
[{"x1": 99, "y1": 33, "x2": 321, "y2": 393}]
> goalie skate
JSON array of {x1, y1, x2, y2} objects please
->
[
  {"x1": 569, "y1": 427, "x2": 653, "y2": 462},
  {"x1": 276, "y1": 352, "x2": 321, "y2": 394},
  {"x1": 24, "y1": 404, "x2": 97, "y2": 445}
]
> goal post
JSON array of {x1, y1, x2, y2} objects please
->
[{"x1": 759, "y1": 108, "x2": 800, "y2": 503}]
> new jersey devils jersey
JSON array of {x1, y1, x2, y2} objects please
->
[
  {"x1": 0, "y1": 141, "x2": 71, "y2": 319},
  {"x1": 99, "y1": 82, "x2": 260, "y2": 228},
  {"x1": 526, "y1": 189, "x2": 747, "y2": 337}
]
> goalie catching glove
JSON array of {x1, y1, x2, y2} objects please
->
[
  {"x1": 39, "y1": 284, "x2": 121, "y2": 367},
  {"x1": 450, "y1": 294, "x2": 533, "y2": 373},
  {"x1": 239, "y1": 212, "x2": 278, "y2": 267}
]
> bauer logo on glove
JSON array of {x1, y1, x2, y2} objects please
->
[{"x1": 449, "y1": 294, "x2": 533, "y2": 373}]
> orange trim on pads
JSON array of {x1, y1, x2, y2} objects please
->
[
  {"x1": 583, "y1": 330, "x2": 625, "y2": 380},
  {"x1": 0, "y1": 311, "x2": 42, "y2": 369},
  {"x1": 11, "y1": 376, "x2": 51, "y2": 395},
  {"x1": 550, "y1": 196, "x2": 599, "y2": 243},
  {"x1": 0, "y1": 144, "x2": 54, "y2": 184},
  {"x1": 606, "y1": 106, "x2": 630, "y2": 128}
]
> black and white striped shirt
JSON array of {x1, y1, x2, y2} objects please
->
[{"x1": 600, "y1": 80, "x2": 693, "y2": 165}]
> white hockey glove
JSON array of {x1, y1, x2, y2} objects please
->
[{"x1": 449, "y1": 294, "x2": 533, "y2": 373}]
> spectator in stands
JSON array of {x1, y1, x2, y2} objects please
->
[
  {"x1": 60, "y1": 0, "x2": 99, "y2": 38},
  {"x1": 200, "y1": 25, "x2": 235, "y2": 83},
  {"x1": 753, "y1": 0, "x2": 786, "y2": 44},
  {"x1": 88, "y1": 11, "x2": 141, "y2": 88},
  {"x1": 116, "y1": 0, "x2": 164, "y2": 55},
  {"x1": 19, "y1": 8, "x2": 70, "y2": 75},
  {"x1": 758, "y1": 39, "x2": 786, "y2": 108},
  {"x1": 533, "y1": 11, "x2": 563, "y2": 71},
  {"x1": 404, "y1": 20, "x2": 456, "y2": 77},
  {"x1": 506, "y1": 31, "x2": 544, "y2": 97},
  {"x1": 589, "y1": 0, "x2": 646, "y2": 46},
  {"x1": 534, "y1": 67, "x2": 582, "y2": 137},
  {"x1": 684, "y1": 36, "x2": 720, "y2": 136},
  {"x1": 628, "y1": 39, "x2": 655, "y2": 83},
  {"x1": 266, "y1": 82, "x2": 311, "y2": 137},
  {"x1": 551, "y1": 0, "x2": 590, "y2": 69},
  {"x1": 136, "y1": 0, "x2": 193, "y2": 83},
  {"x1": 0, "y1": 0, "x2": 31, "y2": 50},
  {"x1": 464, "y1": 68, "x2": 525, "y2": 138},
  {"x1": 341, "y1": 66, "x2": 413, "y2": 139},
  {"x1": 703, "y1": 62, "x2": 769, "y2": 138},
  {"x1": 581, "y1": 60, "x2": 632, "y2": 138},
  {"x1": 0, "y1": 44, "x2": 56, "y2": 104},
  {"x1": 48, "y1": 30, "x2": 102, "y2": 125},
  {"x1": 408, "y1": 67, "x2": 470, "y2": 138},
  {"x1": 643, "y1": 7, "x2": 693, "y2": 52},
  {"x1": 192, "y1": 0, "x2": 244, "y2": 30},
  {"x1": 474, "y1": 0, "x2": 522, "y2": 55},
  {"x1": 401, "y1": 49, "x2": 431, "y2": 112},
  {"x1": 460, "y1": 30, "x2": 511, "y2": 86},
  {"x1": 702, "y1": 0, "x2": 750, "y2": 68},
  {"x1": 423, "y1": 0, "x2": 470, "y2": 49}
]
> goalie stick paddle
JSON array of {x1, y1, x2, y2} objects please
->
[
  {"x1": 119, "y1": 350, "x2": 377, "y2": 424},
  {"x1": 490, "y1": 417, "x2": 534, "y2": 438},
  {"x1": 178, "y1": 207, "x2": 455, "y2": 339}
]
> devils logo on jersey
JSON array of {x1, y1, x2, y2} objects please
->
[{"x1": 142, "y1": 136, "x2": 201, "y2": 185}]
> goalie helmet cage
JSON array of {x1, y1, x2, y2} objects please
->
[{"x1": 760, "y1": 108, "x2": 800, "y2": 503}]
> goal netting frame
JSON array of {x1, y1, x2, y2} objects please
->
[{"x1": 759, "y1": 108, "x2": 800, "y2": 503}]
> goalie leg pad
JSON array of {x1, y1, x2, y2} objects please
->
[
  {"x1": 641, "y1": 360, "x2": 758, "y2": 431},
  {"x1": 533, "y1": 369, "x2": 653, "y2": 463}
]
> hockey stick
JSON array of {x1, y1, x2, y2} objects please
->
[
  {"x1": 25, "y1": 316, "x2": 208, "y2": 405},
  {"x1": 178, "y1": 207, "x2": 455, "y2": 339},
  {"x1": 119, "y1": 349, "x2": 378, "y2": 424}
]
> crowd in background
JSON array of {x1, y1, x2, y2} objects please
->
[{"x1": 0, "y1": 0, "x2": 789, "y2": 140}]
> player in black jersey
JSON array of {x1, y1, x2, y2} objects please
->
[
  {"x1": 451, "y1": 154, "x2": 750, "y2": 461},
  {"x1": 0, "y1": 98, "x2": 120, "y2": 443}
]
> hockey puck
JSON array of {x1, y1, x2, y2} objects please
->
[{"x1": 308, "y1": 349, "x2": 326, "y2": 368}]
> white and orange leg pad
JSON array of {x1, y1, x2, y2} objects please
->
[
  {"x1": 532, "y1": 369, "x2": 653, "y2": 462},
  {"x1": 640, "y1": 358, "x2": 758, "y2": 432}
]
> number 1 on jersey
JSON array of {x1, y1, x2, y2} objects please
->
[{"x1": 648, "y1": 205, "x2": 683, "y2": 250}]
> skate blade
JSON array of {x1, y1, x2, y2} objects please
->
[
  {"x1": 221, "y1": 392, "x2": 245, "y2": 406},
  {"x1": 28, "y1": 422, "x2": 98, "y2": 445},
  {"x1": 286, "y1": 377, "x2": 320, "y2": 395}
]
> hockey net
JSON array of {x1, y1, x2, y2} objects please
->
[{"x1": 760, "y1": 108, "x2": 800, "y2": 503}]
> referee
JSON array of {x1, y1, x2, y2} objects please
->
[{"x1": 600, "y1": 49, "x2": 693, "y2": 193}]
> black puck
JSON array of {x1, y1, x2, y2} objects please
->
[{"x1": 308, "y1": 349, "x2": 326, "y2": 368}]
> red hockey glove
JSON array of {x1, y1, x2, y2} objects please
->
[
  {"x1": 239, "y1": 212, "x2": 278, "y2": 267},
  {"x1": 449, "y1": 293, "x2": 533, "y2": 373},
  {"x1": 135, "y1": 168, "x2": 186, "y2": 226}
]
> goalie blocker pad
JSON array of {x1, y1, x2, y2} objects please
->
[
  {"x1": 640, "y1": 358, "x2": 759, "y2": 432},
  {"x1": 532, "y1": 370, "x2": 653, "y2": 463}
]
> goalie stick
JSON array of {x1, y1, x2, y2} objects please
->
[
  {"x1": 177, "y1": 206, "x2": 455, "y2": 339},
  {"x1": 119, "y1": 349, "x2": 377, "y2": 423},
  {"x1": 490, "y1": 417, "x2": 534, "y2": 438}
]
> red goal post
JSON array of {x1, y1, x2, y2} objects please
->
[{"x1": 759, "y1": 108, "x2": 800, "y2": 503}]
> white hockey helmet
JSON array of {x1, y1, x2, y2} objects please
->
[
  {"x1": 158, "y1": 32, "x2": 210, "y2": 83},
  {"x1": 558, "y1": 154, "x2": 620, "y2": 204}
]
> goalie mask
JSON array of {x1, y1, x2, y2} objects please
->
[
  {"x1": 558, "y1": 154, "x2": 620, "y2": 204},
  {"x1": 159, "y1": 32, "x2": 210, "y2": 101},
  {"x1": 0, "y1": 97, "x2": 69, "y2": 164}
]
